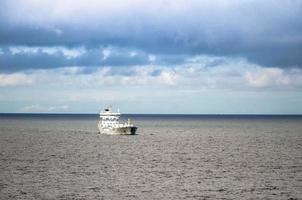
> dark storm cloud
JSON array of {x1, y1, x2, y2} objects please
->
[
  {"x1": 0, "y1": 45, "x2": 192, "y2": 73},
  {"x1": 0, "y1": 47, "x2": 154, "y2": 73},
  {"x1": 0, "y1": 48, "x2": 70, "y2": 72},
  {"x1": 0, "y1": 0, "x2": 302, "y2": 71}
]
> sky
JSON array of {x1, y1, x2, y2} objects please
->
[{"x1": 0, "y1": 0, "x2": 302, "y2": 114}]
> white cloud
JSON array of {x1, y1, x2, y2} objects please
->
[
  {"x1": 68, "y1": 62, "x2": 302, "y2": 90},
  {"x1": 1, "y1": 56, "x2": 302, "y2": 114},
  {"x1": 245, "y1": 67, "x2": 290, "y2": 88},
  {"x1": 9, "y1": 46, "x2": 39, "y2": 55},
  {"x1": 129, "y1": 51, "x2": 137, "y2": 57},
  {"x1": 67, "y1": 90, "x2": 135, "y2": 102},
  {"x1": 44, "y1": 47, "x2": 86, "y2": 59},
  {"x1": 0, "y1": 73, "x2": 34, "y2": 86},
  {"x1": 148, "y1": 55, "x2": 156, "y2": 62},
  {"x1": 8, "y1": 46, "x2": 86, "y2": 58},
  {"x1": 2, "y1": 55, "x2": 302, "y2": 90},
  {"x1": 21, "y1": 104, "x2": 69, "y2": 112},
  {"x1": 102, "y1": 48, "x2": 111, "y2": 60}
]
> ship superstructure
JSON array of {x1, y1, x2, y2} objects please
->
[{"x1": 98, "y1": 106, "x2": 137, "y2": 135}]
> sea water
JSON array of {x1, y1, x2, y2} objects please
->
[{"x1": 0, "y1": 114, "x2": 302, "y2": 199}]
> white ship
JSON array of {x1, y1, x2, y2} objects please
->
[{"x1": 97, "y1": 106, "x2": 137, "y2": 135}]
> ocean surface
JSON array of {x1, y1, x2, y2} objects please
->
[{"x1": 0, "y1": 114, "x2": 302, "y2": 200}]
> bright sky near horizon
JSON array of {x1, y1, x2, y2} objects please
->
[{"x1": 0, "y1": 0, "x2": 302, "y2": 114}]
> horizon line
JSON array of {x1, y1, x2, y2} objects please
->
[{"x1": 1, "y1": 113, "x2": 302, "y2": 116}]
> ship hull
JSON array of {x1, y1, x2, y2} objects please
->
[{"x1": 98, "y1": 124, "x2": 137, "y2": 135}]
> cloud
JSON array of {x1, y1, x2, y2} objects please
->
[
  {"x1": 1, "y1": 0, "x2": 302, "y2": 68},
  {"x1": 0, "y1": 73, "x2": 34, "y2": 86},
  {"x1": 0, "y1": 45, "x2": 193, "y2": 72},
  {"x1": 0, "y1": 46, "x2": 153, "y2": 72},
  {"x1": 2, "y1": 56, "x2": 302, "y2": 114},
  {"x1": 3, "y1": 55, "x2": 301, "y2": 90},
  {"x1": 8, "y1": 46, "x2": 86, "y2": 59},
  {"x1": 21, "y1": 104, "x2": 69, "y2": 112},
  {"x1": 245, "y1": 67, "x2": 302, "y2": 88}
]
